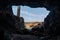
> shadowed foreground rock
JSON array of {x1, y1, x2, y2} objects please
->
[
  {"x1": 0, "y1": 13, "x2": 25, "y2": 40},
  {"x1": 15, "y1": 16, "x2": 25, "y2": 30},
  {"x1": 4, "y1": 33, "x2": 59, "y2": 40},
  {"x1": 0, "y1": 13, "x2": 19, "y2": 33},
  {"x1": 44, "y1": 11, "x2": 60, "y2": 35},
  {"x1": 44, "y1": 11, "x2": 60, "y2": 39}
]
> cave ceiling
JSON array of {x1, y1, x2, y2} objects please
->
[
  {"x1": 17, "y1": 0, "x2": 60, "y2": 11},
  {"x1": 0, "y1": 0, "x2": 60, "y2": 11}
]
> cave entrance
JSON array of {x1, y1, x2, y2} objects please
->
[{"x1": 12, "y1": 6, "x2": 50, "y2": 30}]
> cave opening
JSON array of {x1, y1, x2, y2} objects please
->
[
  {"x1": 12, "y1": 6, "x2": 50, "y2": 30},
  {"x1": 0, "y1": 0, "x2": 60, "y2": 40}
]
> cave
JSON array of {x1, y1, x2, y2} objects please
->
[{"x1": 0, "y1": 0, "x2": 60, "y2": 40}]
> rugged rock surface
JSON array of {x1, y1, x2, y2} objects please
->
[
  {"x1": 4, "y1": 33, "x2": 59, "y2": 40},
  {"x1": 0, "y1": 0, "x2": 60, "y2": 11},
  {"x1": 44, "y1": 10, "x2": 60, "y2": 39},
  {"x1": 0, "y1": 13, "x2": 25, "y2": 40},
  {"x1": 0, "y1": 13, "x2": 19, "y2": 33},
  {"x1": 0, "y1": 0, "x2": 60, "y2": 40},
  {"x1": 15, "y1": 16, "x2": 25, "y2": 30}
]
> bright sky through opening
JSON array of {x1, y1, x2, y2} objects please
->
[{"x1": 12, "y1": 6, "x2": 50, "y2": 22}]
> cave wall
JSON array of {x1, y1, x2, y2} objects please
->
[
  {"x1": 0, "y1": 0, "x2": 60, "y2": 39},
  {"x1": 44, "y1": 10, "x2": 60, "y2": 36},
  {"x1": 0, "y1": 12, "x2": 22, "y2": 34},
  {"x1": 0, "y1": 13, "x2": 25, "y2": 39}
]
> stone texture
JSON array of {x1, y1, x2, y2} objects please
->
[
  {"x1": 15, "y1": 16, "x2": 25, "y2": 30},
  {"x1": 44, "y1": 10, "x2": 60, "y2": 39},
  {"x1": 0, "y1": 0, "x2": 60, "y2": 10},
  {"x1": 0, "y1": 12, "x2": 25, "y2": 40},
  {"x1": 0, "y1": 0, "x2": 60, "y2": 40},
  {"x1": 0, "y1": 13, "x2": 18, "y2": 33}
]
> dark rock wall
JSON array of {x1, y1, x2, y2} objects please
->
[
  {"x1": 15, "y1": 16, "x2": 25, "y2": 30},
  {"x1": 44, "y1": 10, "x2": 60, "y2": 36},
  {"x1": 0, "y1": 0, "x2": 60, "y2": 40},
  {"x1": 0, "y1": 12, "x2": 25, "y2": 39},
  {"x1": 0, "y1": 13, "x2": 20, "y2": 34},
  {"x1": 20, "y1": 17, "x2": 25, "y2": 30}
]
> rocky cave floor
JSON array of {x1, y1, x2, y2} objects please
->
[{"x1": 5, "y1": 33, "x2": 59, "y2": 40}]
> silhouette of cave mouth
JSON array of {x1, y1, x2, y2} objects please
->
[
  {"x1": 0, "y1": 0, "x2": 60, "y2": 40},
  {"x1": 1, "y1": 0, "x2": 60, "y2": 35}
]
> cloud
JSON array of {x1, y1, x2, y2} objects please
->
[
  {"x1": 24, "y1": 18, "x2": 42, "y2": 22},
  {"x1": 20, "y1": 10, "x2": 49, "y2": 22},
  {"x1": 21, "y1": 14, "x2": 43, "y2": 22},
  {"x1": 21, "y1": 10, "x2": 40, "y2": 17}
]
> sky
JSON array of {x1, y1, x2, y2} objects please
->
[{"x1": 12, "y1": 6, "x2": 50, "y2": 22}]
